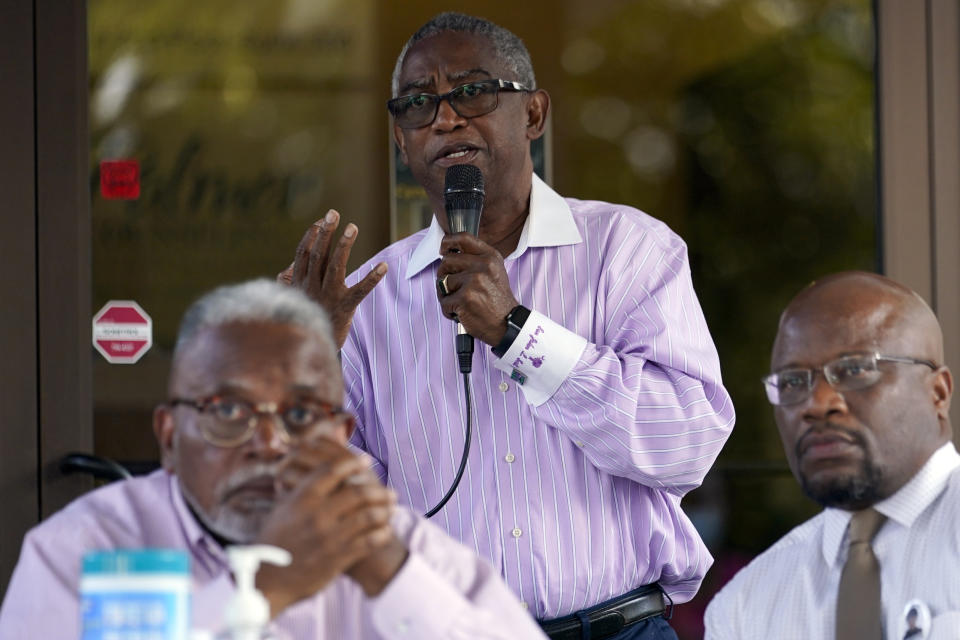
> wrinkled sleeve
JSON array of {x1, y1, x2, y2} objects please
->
[
  {"x1": 493, "y1": 225, "x2": 734, "y2": 495},
  {"x1": 368, "y1": 510, "x2": 546, "y2": 639},
  {"x1": 0, "y1": 525, "x2": 86, "y2": 638}
]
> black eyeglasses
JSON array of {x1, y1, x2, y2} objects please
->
[
  {"x1": 170, "y1": 395, "x2": 347, "y2": 447},
  {"x1": 387, "y1": 78, "x2": 531, "y2": 129},
  {"x1": 762, "y1": 352, "x2": 938, "y2": 406}
]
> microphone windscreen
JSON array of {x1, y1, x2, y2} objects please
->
[
  {"x1": 444, "y1": 165, "x2": 484, "y2": 235},
  {"x1": 445, "y1": 163, "x2": 484, "y2": 195}
]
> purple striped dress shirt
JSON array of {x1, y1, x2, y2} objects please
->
[{"x1": 343, "y1": 173, "x2": 736, "y2": 619}]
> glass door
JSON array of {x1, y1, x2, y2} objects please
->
[{"x1": 89, "y1": 1, "x2": 383, "y2": 468}]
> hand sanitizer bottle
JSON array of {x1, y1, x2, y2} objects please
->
[
  {"x1": 219, "y1": 545, "x2": 292, "y2": 640},
  {"x1": 80, "y1": 549, "x2": 190, "y2": 639}
]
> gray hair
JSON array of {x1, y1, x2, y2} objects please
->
[
  {"x1": 391, "y1": 12, "x2": 537, "y2": 97},
  {"x1": 174, "y1": 279, "x2": 335, "y2": 358}
]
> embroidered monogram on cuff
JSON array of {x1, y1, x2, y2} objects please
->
[{"x1": 492, "y1": 309, "x2": 588, "y2": 406}]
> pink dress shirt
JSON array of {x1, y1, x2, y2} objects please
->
[{"x1": 0, "y1": 470, "x2": 546, "y2": 639}]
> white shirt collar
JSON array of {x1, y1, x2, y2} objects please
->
[
  {"x1": 404, "y1": 173, "x2": 582, "y2": 279},
  {"x1": 821, "y1": 441, "x2": 960, "y2": 567}
]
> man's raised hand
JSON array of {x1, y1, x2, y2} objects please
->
[{"x1": 279, "y1": 209, "x2": 387, "y2": 348}]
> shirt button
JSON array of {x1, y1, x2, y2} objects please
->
[
  {"x1": 521, "y1": 602, "x2": 529, "y2": 610},
  {"x1": 499, "y1": 381, "x2": 509, "y2": 392},
  {"x1": 512, "y1": 527, "x2": 522, "y2": 538},
  {"x1": 504, "y1": 453, "x2": 516, "y2": 463},
  {"x1": 575, "y1": 440, "x2": 585, "y2": 447}
]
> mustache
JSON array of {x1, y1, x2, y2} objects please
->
[
  {"x1": 795, "y1": 422, "x2": 867, "y2": 460},
  {"x1": 214, "y1": 462, "x2": 281, "y2": 501}
]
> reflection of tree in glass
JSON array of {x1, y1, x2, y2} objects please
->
[
  {"x1": 678, "y1": 2, "x2": 875, "y2": 555},
  {"x1": 556, "y1": 0, "x2": 874, "y2": 582}
]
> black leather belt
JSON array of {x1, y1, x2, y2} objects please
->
[{"x1": 538, "y1": 584, "x2": 667, "y2": 640}]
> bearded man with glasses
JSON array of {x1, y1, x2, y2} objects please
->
[
  {"x1": 0, "y1": 280, "x2": 547, "y2": 639},
  {"x1": 706, "y1": 271, "x2": 960, "y2": 639},
  {"x1": 281, "y1": 11, "x2": 734, "y2": 640}
]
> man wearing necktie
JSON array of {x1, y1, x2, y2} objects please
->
[{"x1": 705, "y1": 271, "x2": 960, "y2": 639}]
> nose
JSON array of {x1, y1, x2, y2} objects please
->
[
  {"x1": 801, "y1": 373, "x2": 848, "y2": 421},
  {"x1": 245, "y1": 414, "x2": 289, "y2": 459},
  {"x1": 432, "y1": 96, "x2": 467, "y2": 131}
]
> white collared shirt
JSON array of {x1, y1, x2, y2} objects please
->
[
  {"x1": 404, "y1": 173, "x2": 583, "y2": 278},
  {"x1": 705, "y1": 442, "x2": 960, "y2": 639}
]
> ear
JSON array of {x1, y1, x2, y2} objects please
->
[
  {"x1": 525, "y1": 89, "x2": 550, "y2": 141},
  {"x1": 932, "y1": 365, "x2": 953, "y2": 422},
  {"x1": 153, "y1": 405, "x2": 178, "y2": 472},
  {"x1": 392, "y1": 123, "x2": 409, "y2": 166},
  {"x1": 336, "y1": 413, "x2": 357, "y2": 443}
]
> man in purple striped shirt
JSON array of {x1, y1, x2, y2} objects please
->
[{"x1": 286, "y1": 12, "x2": 735, "y2": 640}]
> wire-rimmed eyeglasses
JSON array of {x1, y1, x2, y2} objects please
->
[
  {"x1": 170, "y1": 395, "x2": 348, "y2": 448},
  {"x1": 762, "y1": 352, "x2": 938, "y2": 406},
  {"x1": 387, "y1": 78, "x2": 531, "y2": 129}
]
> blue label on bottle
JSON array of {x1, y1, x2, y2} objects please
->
[{"x1": 81, "y1": 590, "x2": 189, "y2": 640}]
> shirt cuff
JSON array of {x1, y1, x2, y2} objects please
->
[
  {"x1": 492, "y1": 309, "x2": 587, "y2": 406},
  {"x1": 369, "y1": 554, "x2": 470, "y2": 639}
]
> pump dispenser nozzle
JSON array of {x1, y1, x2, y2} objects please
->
[{"x1": 224, "y1": 545, "x2": 292, "y2": 640}]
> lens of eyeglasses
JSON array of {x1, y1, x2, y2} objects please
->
[
  {"x1": 208, "y1": 398, "x2": 250, "y2": 424},
  {"x1": 390, "y1": 81, "x2": 501, "y2": 129},
  {"x1": 389, "y1": 94, "x2": 439, "y2": 128},
  {"x1": 822, "y1": 355, "x2": 882, "y2": 390},
  {"x1": 201, "y1": 398, "x2": 261, "y2": 445},
  {"x1": 197, "y1": 398, "x2": 344, "y2": 447},
  {"x1": 763, "y1": 354, "x2": 886, "y2": 406},
  {"x1": 448, "y1": 82, "x2": 499, "y2": 116},
  {"x1": 278, "y1": 402, "x2": 340, "y2": 435},
  {"x1": 764, "y1": 370, "x2": 811, "y2": 406}
]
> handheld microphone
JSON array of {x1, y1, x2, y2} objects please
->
[
  {"x1": 444, "y1": 164, "x2": 484, "y2": 374},
  {"x1": 445, "y1": 164, "x2": 484, "y2": 235},
  {"x1": 423, "y1": 164, "x2": 483, "y2": 518}
]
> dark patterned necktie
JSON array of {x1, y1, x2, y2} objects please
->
[{"x1": 836, "y1": 508, "x2": 887, "y2": 639}]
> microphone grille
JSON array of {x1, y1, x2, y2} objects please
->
[{"x1": 444, "y1": 164, "x2": 484, "y2": 195}]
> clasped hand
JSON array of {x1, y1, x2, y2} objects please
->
[{"x1": 254, "y1": 437, "x2": 407, "y2": 616}]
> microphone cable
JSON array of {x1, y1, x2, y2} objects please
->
[{"x1": 423, "y1": 370, "x2": 472, "y2": 518}]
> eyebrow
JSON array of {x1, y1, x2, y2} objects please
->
[
  {"x1": 211, "y1": 381, "x2": 252, "y2": 396},
  {"x1": 398, "y1": 68, "x2": 493, "y2": 95},
  {"x1": 287, "y1": 383, "x2": 323, "y2": 396},
  {"x1": 206, "y1": 382, "x2": 321, "y2": 398}
]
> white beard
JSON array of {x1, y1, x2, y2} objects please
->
[{"x1": 178, "y1": 463, "x2": 280, "y2": 544}]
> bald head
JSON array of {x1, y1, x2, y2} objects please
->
[
  {"x1": 775, "y1": 271, "x2": 944, "y2": 370},
  {"x1": 769, "y1": 271, "x2": 953, "y2": 510}
]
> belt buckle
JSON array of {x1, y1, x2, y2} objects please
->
[{"x1": 540, "y1": 584, "x2": 669, "y2": 640}]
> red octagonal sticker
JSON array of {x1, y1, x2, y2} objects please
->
[{"x1": 92, "y1": 301, "x2": 153, "y2": 364}]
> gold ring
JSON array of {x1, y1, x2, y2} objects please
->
[{"x1": 438, "y1": 274, "x2": 450, "y2": 297}]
